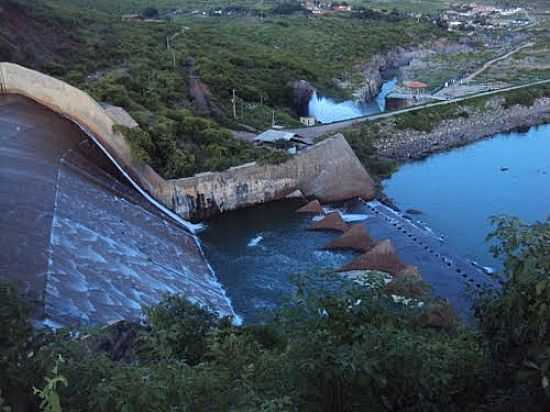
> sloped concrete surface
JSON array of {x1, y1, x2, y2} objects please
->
[{"x1": 0, "y1": 95, "x2": 234, "y2": 326}]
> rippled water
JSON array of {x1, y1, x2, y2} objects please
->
[
  {"x1": 307, "y1": 79, "x2": 396, "y2": 123},
  {"x1": 200, "y1": 200, "x2": 356, "y2": 322},
  {"x1": 383, "y1": 125, "x2": 550, "y2": 268}
]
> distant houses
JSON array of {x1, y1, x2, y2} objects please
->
[
  {"x1": 439, "y1": 2, "x2": 531, "y2": 32},
  {"x1": 303, "y1": 1, "x2": 352, "y2": 15}
]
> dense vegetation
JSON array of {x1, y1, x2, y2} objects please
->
[
  {"x1": 340, "y1": 124, "x2": 398, "y2": 178},
  {"x1": 0, "y1": 0, "x2": 448, "y2": 179},
  {"x1": 1, "y1": 217, "x2": 549, "y2": 411}
]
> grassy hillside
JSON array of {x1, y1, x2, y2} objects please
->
[{"x1": 0, "y1": 0, "x2": 448, "y2": 178}]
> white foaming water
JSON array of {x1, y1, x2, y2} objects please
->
[
  {"x1": 75, "y1": 122, "x2": 204, "y2": 234},
  {"x1": 247, "y1": 235, "x2": 264, "y2": 247},
  {"x1": 312, "y1": 210, "x2": 368, "y2": 223},
  {"x1": 340, "y1": 213, "x2": 369, "y2": 223},
  {"x1": 483, "y1": 266, "x2": 496, "y2": 275}
]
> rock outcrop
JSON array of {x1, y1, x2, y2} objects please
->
[
  {"x1": 296, "y1": 199, "x2": 322, "y2": 214},
  {"x1": 290, "y1": 79, "x2": 316, "y2": 116},
  {"x1": 308, "y1": 212, "x2": 349, "y2": 233},
  {"x1": 374, "y1": 96, "x2": 550, "y2": 161}
]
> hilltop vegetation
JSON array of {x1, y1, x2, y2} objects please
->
[
  {"x1": 0, "y1": 0, "x2": 448, "y2": 179},
  {"x1": 1, "y1": 217, "x2": 549, "y2": 411}
]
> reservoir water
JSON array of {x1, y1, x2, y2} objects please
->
[
  {"x1": 384, "y1": 125, "x2": 550, "y2": 268},
  {"x1": 307, "y1": 79, "x2": 396, "y2": 123},
  {"x1": 203, "y1": 124, "x2": 549, "y2": 322}
]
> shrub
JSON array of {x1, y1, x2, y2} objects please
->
[
  {"x1": 476, "y1": 216, "x2": 550, "y2": 408},
  {"x1": 342, "y1": 125, "x2": 398, "y2": 179},
  {"x1": 138, "y1": 295, "x2": 223, "y2": 365}
]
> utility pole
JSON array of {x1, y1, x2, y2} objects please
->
[
  {"x1": 272, "y1": 111, "x2": 276, "y2": 128},
  {"x1": 232, "y1": 89, "x2": 237, "y2": 119},
  {"x1": 166, "y1": 36, "x2": 176, "y2": 69}
]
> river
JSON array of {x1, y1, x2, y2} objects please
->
[
  {"x1": 202, "y1": 124, "x2": 550, "y2": 323},
  {"x1": 307, "y1": 79, "x2": 396, "y2": 123},
  {"x1": 383, "y1": 125, "x2": 550, "y2": 269}
]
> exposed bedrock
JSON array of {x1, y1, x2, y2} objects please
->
[
  {"x1": 0, "y1": 63, "x2": 375, "y2": 222},
  {"x1": 290, "y1": 79, "x2": 316, "y2": 116},
  {"x1": 353, "y1": 39, "x2": 468, "y2": 102},
  {"x1": 375, "y1": 97, "x2": 550, "y2": 161}
]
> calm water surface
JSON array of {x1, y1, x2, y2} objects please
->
[
  {"x1": 201, "y1": 123, "x2": 549, "y2": 322},
  {"x1": 383, "y1": 125, "x2": 550, "y2": 268}
]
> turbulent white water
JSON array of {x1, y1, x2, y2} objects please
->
[{"x1": 247, "y1": 235, "x2": 264, "y2": 247}]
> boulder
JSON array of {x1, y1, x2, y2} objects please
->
[
  {"x1": 337, "y1": 240, "x2": 407, "y2": 275},
  {"x1": 296, "y1": 199, "x2": 322, "y2": 214},
  {"x1": 308, "y1": 212, "x2": 349, "y2": 233},
  {"x1": 322, "y1": 224, "x2": 376, "y2": 252}
]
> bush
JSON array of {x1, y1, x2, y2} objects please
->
[
  {"x1": 475, "y1": 216, "x2": 550, "y2": 408},
  {"x1": 138, "y1": 295, "x2": 222, "y2": 365},
  {"x1": 342, "y1": 125, "x2": 398, "y2": 179}
]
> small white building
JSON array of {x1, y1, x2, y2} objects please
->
[{"x1": 300, "y1": 116, "x2": 316, "y2": 127}]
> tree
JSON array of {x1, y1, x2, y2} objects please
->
[
  {"x1": 476, "y1": 216, "x2": 550, "y2": 407},
  {"x1": 142, "y1": 7, "x2": 159, "y2": 19}
]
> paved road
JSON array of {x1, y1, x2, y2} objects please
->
[{"x1": 284, "y1": 78, "x2": 550, "y2": 140}]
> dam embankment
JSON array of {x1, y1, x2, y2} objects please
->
[{"x1": 0, "y1": 63, "x2": 375, "y2": 221}]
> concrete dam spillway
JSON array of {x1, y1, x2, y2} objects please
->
[
  {"x1": 0, "y1": 63, "x2": 376, "y2": 326},
  {"x1": 0, "y1": 95, "x2": 235, "y2": 326}
]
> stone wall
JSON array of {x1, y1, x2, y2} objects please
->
[{"x1": 0, "y1": 63, "x2": 374, "y2": 221}]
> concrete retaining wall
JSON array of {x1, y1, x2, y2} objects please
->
[
  {"x1": 0, "y1": 63, "x2": 375, "y2": 220},
  {"x1": 171, "y1": 136, "x2": 375, "y2": 219}
]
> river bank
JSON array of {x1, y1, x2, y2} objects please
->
[{"x1": 373, "y1": 95, "x2": 550, "y2": 160}]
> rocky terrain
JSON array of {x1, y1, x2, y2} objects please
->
[
  {"x1": 374, "y1": 96, "x2": 550, "y2": 160},
  {"x1": 346, "y1": 38, "x2": 478, "y2": 102}
]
